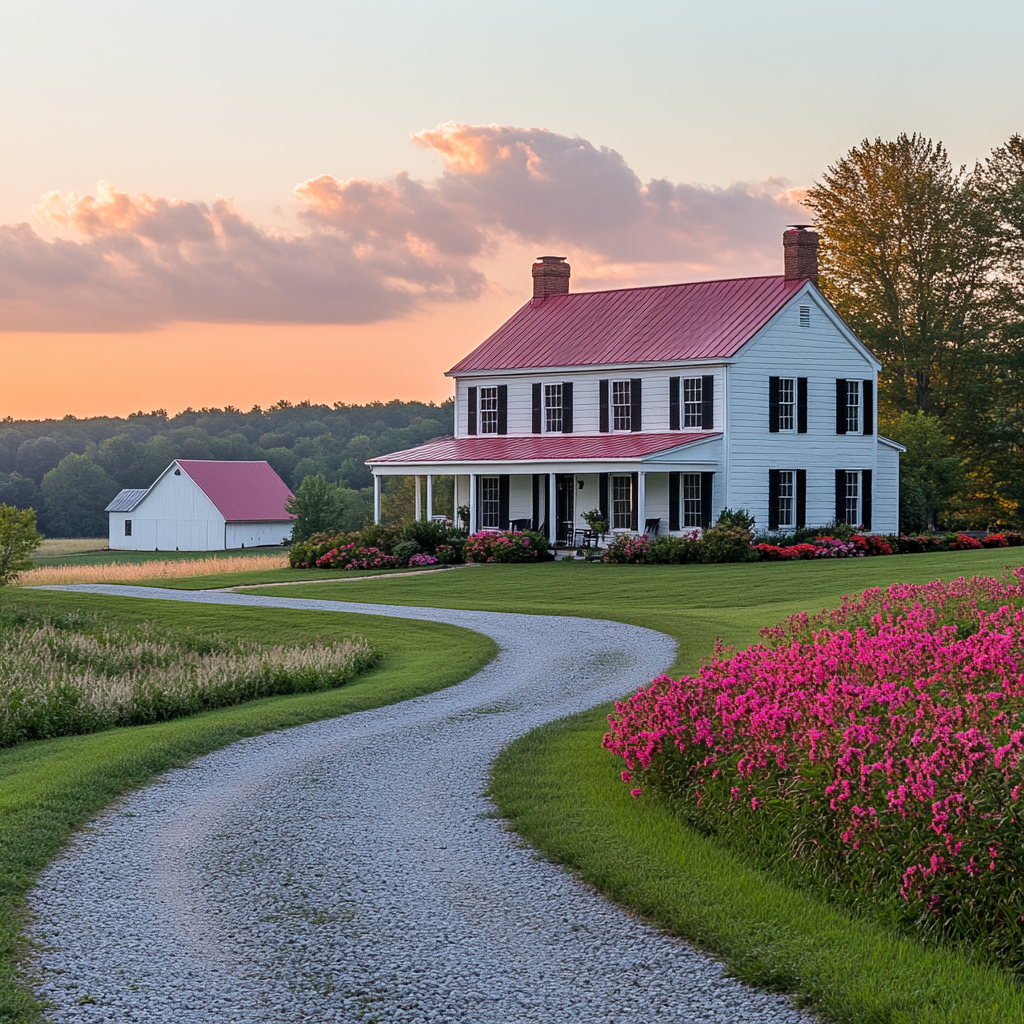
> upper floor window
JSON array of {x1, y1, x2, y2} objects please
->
[
  {"x1": 777, "y1": 470, "x2": 795, "y2": 527},
  {"x1": 683, "y1": 377, "x2": 703, "y2": 428},
  {"x1": 846, "y1": 380, "x2": 861, "y2": 433},
  {"x1": 612, "y1": 381, "x2": 631, "y2": 431},
  {"x1": 778, "y1": 378, "x2": 795, "y2": 431},
  {"x1": 544, "y1": 384, "x2": 562, "y2": 432},
  {"x1": 480, "y1": 386, "x2": 498, "y2": 434}
]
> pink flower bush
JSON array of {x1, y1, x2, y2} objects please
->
[
  {"x1": 604, "y1": 569, "x2": 1024, "y2": 966},
  {"x1": 407, "y1": 553, "x2": 439, "y2": 566},
  {"x1": 464, "y1": 530, "x2": 549, "y2": 563},
  {"x1": 315, "y1": 544, "x2": 397, "y2": 571}
]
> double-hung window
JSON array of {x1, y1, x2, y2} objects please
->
[
  {"x1": 844, "y1": 471, "x2": 860, "y2": 525},
  {"x1": 777, "y1": 470, "x2": 794, "y2": 528},
  {"x1": 682, "y1": 474, "x2": 702, "y2": 528},
  {"x1": 544, "y1": 384, "x2": 562, "y2": 432},
  {"x1": 846, "y1": 380, "x2": 861, "y2": 433},
  {"x1": 479, "y1": 387, "x2": 498, "y2": 434},
  {"x1": 683, "y1": 377, "x2": 703, "y2": 428},
  {"x1": 480, "y1": 476, "x2": 500, "y2": 529},
  {"x1": 612, "y1": 475, "x2": 632, "y2": 529},
  {"x1": 778, "y1": 378, "x2": 796, "y2": 431},
  {"x1": 611, "y1": 381, "x2": 631, "y2": 431}
]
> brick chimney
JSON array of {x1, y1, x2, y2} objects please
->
[
  {"x1": 532, "y1": 256, "x2": 570, "y2": 302},
  {"x1": 783, "y1": 225, "x2": 819, "y2": 283}
]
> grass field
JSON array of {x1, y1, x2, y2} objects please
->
[
  {"x1": 251, "y1": 548, "x2": 1024, "y2": 1023},
  {"x1": 30, "y1": 543, "x2": 289, "y2": 567},
  {"x1": 30, "y1": 539, "x2": 108, "y2": 561},
  {"x1": 0, "y1": 588, "x2": 497, "y2": 1024}
]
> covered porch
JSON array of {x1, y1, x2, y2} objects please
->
[{"x1": 367, "y1": 433, "x2": 723, "y2": 547}]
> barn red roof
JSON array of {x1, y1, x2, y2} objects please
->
[
  {"x1": 368, "y1": 433, "x2": 720, "y2": 465},
  {"x1": 448, "y1": 275, "x2": 806, "y2": 373},
  {"x1": 176, "y1": 460, "x2": 296, "y2": 521}
]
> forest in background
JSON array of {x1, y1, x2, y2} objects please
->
[{"x1": 0, "y1": 400, "x2": 451, "y2": 537}]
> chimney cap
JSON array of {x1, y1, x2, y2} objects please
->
[
  {"x1": 535, "y1": 255, "x2": 567, "y2": 263},
  {"x1": 785, "y1": 224, "x2": 815, "y2": 231}
]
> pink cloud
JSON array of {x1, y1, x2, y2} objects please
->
[{"x1": 0, "y1": 125, "x2": 809, "y2": 332}]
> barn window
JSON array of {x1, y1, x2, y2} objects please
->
[
  {"x1": 682, "y1": 474, "x2": 702, "y2": 528},
  {"x1": 124, "y1": 520, "x2": 132, "y2": 536},
  {"x1": 682, "y1": 377, "x2": 703, "y2": 427},
  {"x1": 611, "y1": 381, "x2": 631, "y2": 431},
  {"x1": 479, "y1": 387, "x2": 498, "y2": 434},
  {"x1": 480, "y1": 476, "x2": 501, "y2": 528},
  {"x1": 544, "y1": 384, "x2": 563, "y2": 432}
]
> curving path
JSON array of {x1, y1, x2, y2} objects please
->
[{"x1": 28, "y1": 585, "x2": 809, "y2": 1023}]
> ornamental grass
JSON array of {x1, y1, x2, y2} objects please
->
[
  {"x1": 604, "y1": 569, "x2": 1024, "y2": 970},
  {"x1": 16, "y1": 554, "x2": 288, "y2": 586},
  {"x1": 0, "y1": 609, "x2": 375, "y2": 747}
]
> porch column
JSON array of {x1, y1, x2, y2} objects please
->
[
  {"x1": 469, "y1": 473, "x2": 478, "y2": 533},
  {"x1": 548, "y1": 471, "x2": 557, "y2": 547},
  {"x1": 373, "y1": 475, "x2": 382, "y2": 524},
  {"x1": 414, "y1": 475, "x2": 422, "y2": 522},
  {"x1": 426, "y1": 475, "x2": 434, "y2": 520},
  {"x1": 638, "y1": 471, "x2": 647, "y2": 533}
]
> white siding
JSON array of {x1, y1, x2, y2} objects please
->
[
  {"x1": 725, "y1": 292, "x2": 896, "y2": 532},
  {"x1": 874, "y1": 442, "x2": 901, "y2": 534},
  {"x1": 120, "y1": 467, "x2": 225, "y2": 551},
  {"x1": 225, "y1": 522, "x2": 294, "y2": 548},
  {"x1": 107, "y1": 511, "x2": 136, "y2": 550}
]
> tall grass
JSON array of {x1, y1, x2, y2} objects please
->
[
  {"x1": 0, "y1": 607, "x2": 375, "y2": 746},
  {"x1": 31, "y1": 539, "x2": 108, "y2": 560},
  {"x1": 16, "y1": 554, "x2": 289, "y2": 586}
]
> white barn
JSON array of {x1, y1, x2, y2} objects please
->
[
  {"x1": 105, "y1": 460, "x2": 296, "y2": 551},
  {"x1": 367, "y1": 229, "x2": 904, "y2": 543}
]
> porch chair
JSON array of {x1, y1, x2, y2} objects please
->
[
  {"x1": 508, "y1": 518, "x2": 531, "y2": 532},
  {"x1": 642, "y1": 518, "x2": 661, "y2": 539}
]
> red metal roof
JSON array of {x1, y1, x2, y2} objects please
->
[
  {"x1": 448, "y1": 275, "x2": 806, "y2": 373},
  {"x1": 368, "y1": 433, "x2": 720, "y2": 465},
  {"x1": 176, "y1": 460, "x2": 296, "y2": 521}
]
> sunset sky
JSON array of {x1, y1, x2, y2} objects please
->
[{"x1": 2, "y1": 0, "x2": 1022, "y2": 420}]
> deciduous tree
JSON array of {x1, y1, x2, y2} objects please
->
[{"x1": 0, "y1": 504, "x2": 42, "y2": 586}]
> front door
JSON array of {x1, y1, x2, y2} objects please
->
[{"x1": 555, "y1": 473, "x2": 575, "y2": 546}]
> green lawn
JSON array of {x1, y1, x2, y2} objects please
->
[
  {"x1": 0, "y1": 589, "x2": 496, "y2": 1024},
  {"x1": 30, "y1": 545, "x2": 291, "y2": 567},
  {"x1": 148, "y1": 563, "x2": 461, "y2": 590},
  {"x1": 248, "y1": 548, "x2": 1024, "y2": 1023}
]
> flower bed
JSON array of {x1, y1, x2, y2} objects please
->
[
  {"x1": 463, "y1": 529, "x2": 551, "y2": 563},
  {"x1": 604, "y1": 569, "x2": 1024, "y2": 968}
]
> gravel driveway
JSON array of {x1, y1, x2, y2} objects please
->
[{"x1": 27, "y1": 585, "x2": 809, "y2": 1023}]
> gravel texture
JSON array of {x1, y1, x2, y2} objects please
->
[{"x1": 27, "y1": 585, "x2": 811, "y2": 1023}]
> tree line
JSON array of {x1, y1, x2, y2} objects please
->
[
  {"x1": 0, "y1": 400, "x2": 451, "y2": 537},
  {"x1": 807, "y1": 132, "x2": 1024, "y2": 531}
]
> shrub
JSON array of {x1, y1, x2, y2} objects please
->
[
  {"x1": 407, "y1": 552, "x2": 439, "y2": 567},
  {"x1": 391, "y1": 539, "x2": 422, "y2": 565},
  {"x1": 981, "y1": 532, "x2": 1009, "y2": 548},
  {"x1": 714, "y1": 508, "x2": 756, "y2": 532},
  {"x1": 401, "y1": 519, "x2": 451, "y2": 552},
  {"x1": 699, "y1": 526, "x2": 754, "y2": 563},
  {"x1": 433, "y1": 544, "x2": 461, "y2": 565},
  {"x1": 949, "y1": 533, "x2": 983, "y2": 550},
  {"x1": 464, "y1": 529, "x2": 551, "y2": 563},
  {"x1": 604, "y1": 535, "x2": 653, "y2": 564},
  {"x1": 604, "y1": 569, "x2": 1024, "y2": 969},
  {"x1": 647, "y1": 532, "x2": 701, "y2": 564}
]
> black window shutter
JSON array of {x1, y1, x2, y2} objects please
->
[
  {"x1": 630, "y1": 378, "x2": 642, "y2": 432},
  {"x1": 701, "y1": 375, "x2": 714, "y2": 429},
  {"x1": 630, "y1": 471, "x2": 639, "y2": 530},
  {"x1": 599, "y1": 472, "x2": 609, "y2": 524},
  {"x1": 863, "y1": 380, "x2": 874, "y2": 435},
  {"x1": 531, "y1": 383, "x2": 542, "y2": 434},
  {"x1": 599, "y1": 379, "x2": 610, "y2": 432},
  {"x1": 562, "y1": 382, "x2": 574, "y2": 433},
  {"x1": 669, "y1": 377, "x2": 680, "y2": 430},
  {"x1": 668, "y1": 471, "x2": 680, "y2": 530},
  {"x1": 796, "y1": 469, "x2": 807, "y2": 528},
  {"x1": 499, "y1": 474, "x2": 510, "y2": 529},
  {"x1": 768, "y1": 469, "x2": 780, "y2": 530},
  {"x1": 797, "y1": 377, "x2": 808, "y2": 433},
  {"x1": 467, "y1": 386, "x2": 478, "y2": 435},
  {"x1": 497, "y1": 384, "x2": 508, "y2": 435},
  {"x1": 835, "y1": 379, "x2": 848, "y2": 434},
  {"x1": 862, "y1": 469, "x2": 872, "y2": 529},
  {"x1": 700, "y1": 472, "x2": 714, "y2": 529},
  {"x1": 532, "y1": 474, "x2": 540, "y2": 531},
  {"x1": 835, "y1": 469, "x2": 846, "y2": 523},
  {"x1": 769, "y1": 376, "x2": 780, "y2": 433}
]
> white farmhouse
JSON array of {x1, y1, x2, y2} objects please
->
[
  {"x1": 367, "y1": 229, "x2": 903, "y2": 545},
  {"x1": 105, "y1": 460, "x2": 296, "y2": 551}
]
